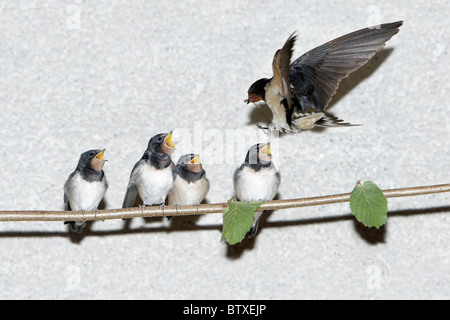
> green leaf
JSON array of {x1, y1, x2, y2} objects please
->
[
  {"x1": 350, "y1": 181, "x2": 388, "y2": 229},
  {"x1": 221, "y1": 198, "x2": 264, "y2": 245}
]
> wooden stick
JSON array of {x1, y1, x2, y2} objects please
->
[{"x1": 0, "y1": 184, "x2": 449, "y2": 222}]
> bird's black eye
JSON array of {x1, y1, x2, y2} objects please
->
[
  {"x1": 89, "y1": 153, "x2": 94, "y2": 157},
  {"x1": 157, "y1": 137, "x2": 163, "y2": 142}
]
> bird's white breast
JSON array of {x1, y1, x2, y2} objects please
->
[
  {"x1": 66, "y1": 173, "x2": 107, "y2": 211},
  {"x1": 168, "y1": 175, "x2": 210, "y2": 206},
  {"x1": 134, "y1": 163, "x2": 174, "y2": 205},
  {"x1": 234, "y1": 166, "x2": 280, "y2": 201}
]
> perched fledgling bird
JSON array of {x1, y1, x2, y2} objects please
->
[
  {"x1": 168, "y1": 154, "x2": 210, "y2": 209},
  {"x1": 64, "y1": 149, "x2": 108, "y2": 233},
  {"x1": 233, "y1": 143, "x2": 280, "y2": 238},
  {"x1": 122, "y1": 132, "x2": 175, "y2": 209},
  {"x1": 245, "y1": 21, "x2": 403, "y2": 133}
]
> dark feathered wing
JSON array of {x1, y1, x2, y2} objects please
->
[
  {"x1": 63, "y1": 171, "x2": 78, "y2": 211},
  {"x1": 122, "y1": 160, "x2": 144, "y2": 208},
  {"x1": 289, "y1": 21, "x2": 403, "y2": 112},
  {"x1": 122, "y1": 184, "x2": 138, "y2": 208},
  {"x1": 64, "y1": 193, "x2": 71, "y2": 211}
]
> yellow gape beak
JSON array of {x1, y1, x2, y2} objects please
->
[
  {"x1": 164, "y1": 132, "x2": 175, "y2": 149},
  {"x1": 260, "y1": 143, "x2": 271, "y2": 156},
  {"x1": 189, "y1": 155, "x2": 201, "y2": 164},
  {"x1": 95, "y1": 149, "x2": 106, "y2": 160}
]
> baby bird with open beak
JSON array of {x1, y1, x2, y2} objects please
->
[
  {"x1": 64, "y1": 149, "x2": 108, "y2": 233},
  {"x1": 168, "y1": 154, "x2": 210, "y2": 209},
  {"x1": 122, "y1": 132, "x2": 176, "y2": 208},
  {"x1": 233, "y1": 143, "x2": 280, "y2": 238}
]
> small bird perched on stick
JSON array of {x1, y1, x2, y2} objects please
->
[
  {"x1": 233, "y1": 143, "x2": 280, "y2": 238},
  {"x1": 245, "y1": 21, "x2": 403, "y2": 133},
  {"x1": 122, "y1": 132, "x2": 176, "y2": 209},
  {"x1": 167, "y1": 154, "x2": 210, "y2": 220},
  {"x1": 64, "y1": 149, "x2": 108, "y2": 233}
]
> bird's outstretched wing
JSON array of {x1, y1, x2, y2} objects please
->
[
  {"x1": 290, "y1": 21, "x2": 403, "y2": 112},
  {"x1": 270, "y1": 33, "x2": 297, "y2": 109}
]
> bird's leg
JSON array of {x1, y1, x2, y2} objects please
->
[
  {"x1": 76, "y1": 222, "x2": 86, "y2": 234},
  {"x1": 166, "y1": 203, "x2": 176, "y2": 221},
  {"x1": 160, "y1": 203, "x2": 166, "y2": 216},
  {"x1": 256, "y1": 122, "x2": 269, "y2": 130},
  {"x1": 139, "y1": 204, "x2": 147, "y2": 216},
  {"x1": 77, "y1": 209, "x2": 86, "y2": 224},
  {"x1": 257, "y1": 122, "x2": 271, "y2": 136},
  {"x1": 93, "y1": 208, "x2": 98, "y2": 220},
  {"x1": 79, "y1": 209, "x2": 88, "y2": 233}
]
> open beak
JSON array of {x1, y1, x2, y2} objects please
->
[
  {"x1": 259, "y1": 143, "x2": 271, "y2": 156},
  {"x1": 189, "y1": 155, "x2": 201, "y2": 164},
  {"x1": 164, "y1": 131, "x2": 175, "y2": 149},
  {"x1": 95, "y1": 149, "x2": 106, "y2": 161},
  {"x1": 245, "y1": 94, "x2": 262, "y2": 105}
]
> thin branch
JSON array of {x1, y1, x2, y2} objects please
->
[{"x1": 0, "y1": 184, "x2": 449, "y2": 222}]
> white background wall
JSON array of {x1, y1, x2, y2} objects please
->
[{"x1": 0, "y1": 0, "x2": 449, "y2": 299}]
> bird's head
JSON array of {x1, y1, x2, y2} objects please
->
[
  {"x1": 78, "y1": 149, "x2": 107, "y2": 172},
  {"x1": 177, "y1": 153, "x2": 203, "y2": 173},
  {"x1": 148, "y1": 132, "x2": 175, "y2": 155},
  {"x1": 244, "y1": 78, "x2": 270, "y2": 104},
  {"x1": 245, "y1": 143, "x2": 272, "y2": 166}
]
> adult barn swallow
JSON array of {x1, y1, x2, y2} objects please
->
[
  {"x1": 64, "y1": 149, "x2": 108, "y2": 233},
  {"x1": 122, "y1": 132, "x2": 175, "y2": 209},
  {"x1": 168, "y1": 154, "x2": 210, "y2": 207},
  {"x1": 246, "y1": 21, "x2": 403, "y2": 133},
  {"x1": 233, "y1": 143, "x2": 280, "y2": 238}
]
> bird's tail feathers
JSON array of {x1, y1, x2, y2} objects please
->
[
  {"x1": 64, "y1": 221, "x2": 86, "y2": 233},
  {"x1": 291, "y1": 111, "x2": 360, "y2": 130},
  {"x1": 247, "y1": 210, "x2": 264, "y2": 238},
  {"x1": 290, "y1": 112, "x2": 325, "y2": 131},
  {"x1": 248, "y1": 220, "x2": 260, "y2": 238},
  {"x1": 315, "y1": 112, "x2": 361, "y2": 128}
]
